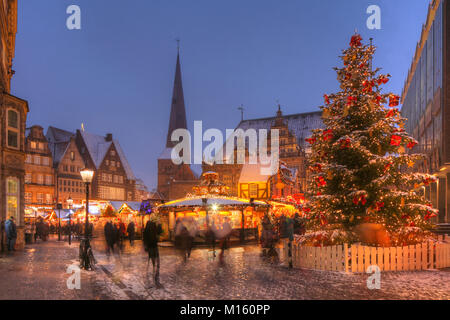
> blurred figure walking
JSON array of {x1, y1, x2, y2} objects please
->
[
  {"x1": 104, "y1": 220, "x2": 116, "y2": 255},
  {"x1": 127, "y1": 221, "x2": 135, "y2": 246},
  {"x1": 143, "y1": 214, "x2": 163, "y2": 287}
]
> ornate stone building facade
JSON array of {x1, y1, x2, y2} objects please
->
[
  {"x1": 157, "y1": 51, "x2": 197, "y2": 200},
  {"x1": 1, "y1": 0, "x2": 29, "y2": 250},
  {"x1": 203, "y1": 108, "x2": 323, "y2": 200}
]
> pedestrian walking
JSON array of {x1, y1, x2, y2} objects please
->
[
  {"x1": 218, "y1": 217, "x2": 232, "y2": 263},
  {"x1": 104, "y1": 220, "x2": 116, "y2": 255},
  {"x1": 5, "y1": 216, "x2": 17, "y2": 252},
  {"x1": 117, "y1": 220, "x2": 126, "y2": 250},
  {"x1": 209, "y1": 220, "x2": 218, "y2": 257},
  {"x1": 176, "y1": 218, "x2": 191, "y2": 262},
  {"x1": 127, "y1": 221, "x2": 135, "y2": 246},
  {"x1": 143, "y1": 214, "x2": 163, "y2": 287}
]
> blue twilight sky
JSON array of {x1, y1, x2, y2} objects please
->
[{"x1": 12, "y1": 0, "x2": 429, "y2": 189}]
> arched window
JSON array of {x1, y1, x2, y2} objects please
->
[
  {"x1": 7, "y1": 109, "x2": 20, "y2": 149},
  {"x1": 6, "y1": 177, "x2": 20, "y2": 223}
]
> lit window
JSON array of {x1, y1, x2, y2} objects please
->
[
  {"x1": 37, "y1": 193, "x2": 44, "y2": 203},
  {"x1": 25, "y1": 173, "x2": 32, "y2": 183},
  {"x1": 7, "y1": 178, "x2": 20, "y2": 222},
  {"x1": 45, "y1": 175, "x2": 52, "y2": 185},
  {"x1": 70, "y1": 151, "x2": 75, "y2": 161},
  {"x1": 25, "y1": 154, "x2": 32, "y2": 163},
  {"x1": 25, "y1": 192, "x2": 32, "y2": 204},
  {"x1": 37, "y1": 174, "x2": 44, "y2": 185},
  {"x1": 34, "y1": 155, "x2": 41, "y2": 165},
  {"x1": 45, "y1": 194, "x2": 52, "y2": 204},
  {"x1": 30, "y1": 141, "x2": 37, "y2": 149},
  {"x1": 42, "y1": 157, "x2": 49, "y2": 166}
]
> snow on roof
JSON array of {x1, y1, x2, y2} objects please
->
[
  {"x1": 80, "y1": 131, "x2": 112, "y2": 169},
  {"x1": 113, "y1": 140, "x2": 136, "y2": 180},
  {"x1": 47, "y1": 126, "x2": 75, "y2": 143},
  {"x1": 239, "y1": 163, "x2": 271, "y2": 183},
  {"x1": 160, "y1": 196, "x2": 269, "y2": 208},
  {"x1": 49, "y1": 140, "x2": 70, "y2": 166},
  {"x1": 237, "y1": 111, "x2": 324, "y2": 151}
]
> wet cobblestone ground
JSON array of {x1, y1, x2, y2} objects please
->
[{"x1": 1, "y1": 236, "x2": 449, "y2": 300}]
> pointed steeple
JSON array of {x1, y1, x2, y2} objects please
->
[{"x1": 166, "y1": 50, "x2": 187, "y2": 148}]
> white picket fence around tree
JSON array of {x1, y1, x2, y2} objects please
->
[{"x1": 283, "y1": 235, "x2": 450, "y2": 273}]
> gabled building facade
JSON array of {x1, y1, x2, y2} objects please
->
[
  {"x1": 46, "y1": 126, "x2": 85, "y2": 208},
  {"x1": 24, "y1": 126, "x2": 55, "y2": 211},
  {"x1": 75, "y1": 130, "x2": 137, "y2": 201}
]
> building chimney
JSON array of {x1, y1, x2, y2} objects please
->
[{"x1": 105, "y1": 133, "x2": 113, "y2": 141}]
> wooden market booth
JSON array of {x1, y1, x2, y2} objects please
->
[{"x1": 157, "y1": 172, "x2": 270, "y2": 243}]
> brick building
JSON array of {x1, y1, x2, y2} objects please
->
[
  {"x1": 46, "y1": 126, "x2": 85, "y2": 208},
  {"x1": 1, "y1": 0, "x2": 29, "y2": 250},
  {"x1": 157, "y1": 50, "x2": 197, "y2": 200},
  {"x1": 24, "y1": 126, "x2": 55, "y2": 212},
  {"x1": 400, "y1": 0, "x2": 450, "y2": 229}
]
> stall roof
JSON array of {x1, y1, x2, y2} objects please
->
[{"x1": 159, "y1": 196, "x2": 269, "y2": 208}]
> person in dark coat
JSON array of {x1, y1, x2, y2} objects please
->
[
  {"x1": 104, "y1": 220, "x2": 116, "y2": 255},
  {"x1": 127, "y1": 221, "x2": 135, "y2": 246},
  {"x1": 143, "y1": 215, "x2": 163, "y2": 287},
  {"x1": 5, "y1": 216, "x2": 17, "y2": 252}
]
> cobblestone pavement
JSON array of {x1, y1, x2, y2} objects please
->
[
  {"x1": 1, "y1": 236, "x2": 449, "y2": 300},
  {"x1": 89, "y1": 238, "x2": 450, "y2": 300},
  {"x1": 0, "y1": 236, "x2": 108, "y2": 300}
]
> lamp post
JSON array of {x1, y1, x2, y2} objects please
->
[
  {"x1": 79, "y1": 168, "x2": 94, "y2": 270},
  {"x1": 67, "y1": 196, "x2": 73, "y2": 245},
  {"x1": 57, "y1": 202, "x2": 62, "y2": 241}
]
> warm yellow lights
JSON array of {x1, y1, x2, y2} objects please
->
[{"x1": 440, "y1": 167, "x2": 447, "y2": 172}]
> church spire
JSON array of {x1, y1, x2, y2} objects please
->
[{"x1": 166, "y1": 48, "x2": 187, "y2": 148}]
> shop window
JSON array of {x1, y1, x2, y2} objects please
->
[{"x1": 6, "y1": 178, "x2": 20, "y2": 222}]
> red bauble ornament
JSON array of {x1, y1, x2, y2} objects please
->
[
  {"x1": 389, "y1": 94, "x2": 400, "y2": 107},
  {"x1": 306, "y1": 137, "x2": 317, "y2": 145},
  {"x1": 324, "y1": 94, "x2": 330, "y2": 105},
  {"x1": 340, "y1": 138, "x2": 351, "y2": 149},
  {"x1": 377, "y1": 75, "x2": 389, "y2": 85},
  {"x1": 407, "y1": 141, "x2": 417, "y2": 149},
  {"x1": 323, "y1": 129, "x2": 333, "y2": 141},
  {"x1": 350, "y1": 34, "x2": 362, "y2": 47},
  {"x1": 347, "y1": 96, "x2": 357, "y2": 106},
  {"x1": 390, "y1": 135, "x2": 402, "y2": 146}
]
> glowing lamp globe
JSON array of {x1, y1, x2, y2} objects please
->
[{"x1": 80, "y1": 168, "x2": 94, "y2": 183}]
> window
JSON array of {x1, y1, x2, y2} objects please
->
[
  {"x1": 45, "y1": 175, "x2": 52, "y2": 185},
  {"x1": 105, "y1": 160, "x2": 109, "y2": 166},
  {"x1": 42, "y1": 157, "x2": 49, "y2": 166},
  {"x1": 119, "y1": 176, "x2": 123, "y2": 184},
  {"x1": 111, "y1": 160, "x2": 116, "y2": 167},
  {"x1": 37, "y1": 174, "x2": 44, "y2": 185},
  {"x1": 25, "y1": 173, "x2": 32, "y2": 183},
  {"x1": 6, "y1": 178, "x2": 20, "y2": 222},
  {"x1": 113, "y1": 175, "x2": 118, "y2": 183},
  {"x1": 34, "y1": 155, "x2": 41, "y2": 165},
  {"x1": 38, "y1": 142, "x2": 44, "y2": 150},
  {"x1": 25, "y1": 154, "x2": 32, "y2": 163},
  {"x1": 98, "y1": 186, "x2": 125, "y2": 200},
  {"x1": 110, "y1": 150, "x2": 116, "y2": 156},
  {"x1": 70, "y1": 151, "x2": 75, "y2": 161},
  {"x1": 63, "y1": 165, "x2": 68, "y2": 172},
  {"x1": 117, "y1": 162, "x2": 120, "y2": 168},
  {"x1": 30, "y1": 141, "x2": 36, "y2": 149},
  {"x1": 45, "y1": 194, "x2": 52, "y2": 204},
  {"x1": 7, "y1": 110, "x2": 19, "y2": 149},
  {"x1": 25, "y1": 192, "x2": 32, "y2": 204},
  {"x1": 70, "y1": 165, "x2": 75, "y2": 173},
  {"x1": 37, "y1": 193, "x2": 44, "y2": 203}
]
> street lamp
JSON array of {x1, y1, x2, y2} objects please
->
[
  {"x1": 67, "y1": 196, "x2": 73, "y2": 245},
  {"x1": 79, "y1": 167, "x2": 95, "y2": 270}
]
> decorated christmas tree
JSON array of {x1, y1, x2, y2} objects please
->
[{"x1": 303, "y1": 34, "x2": 438, "y2": 246}]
